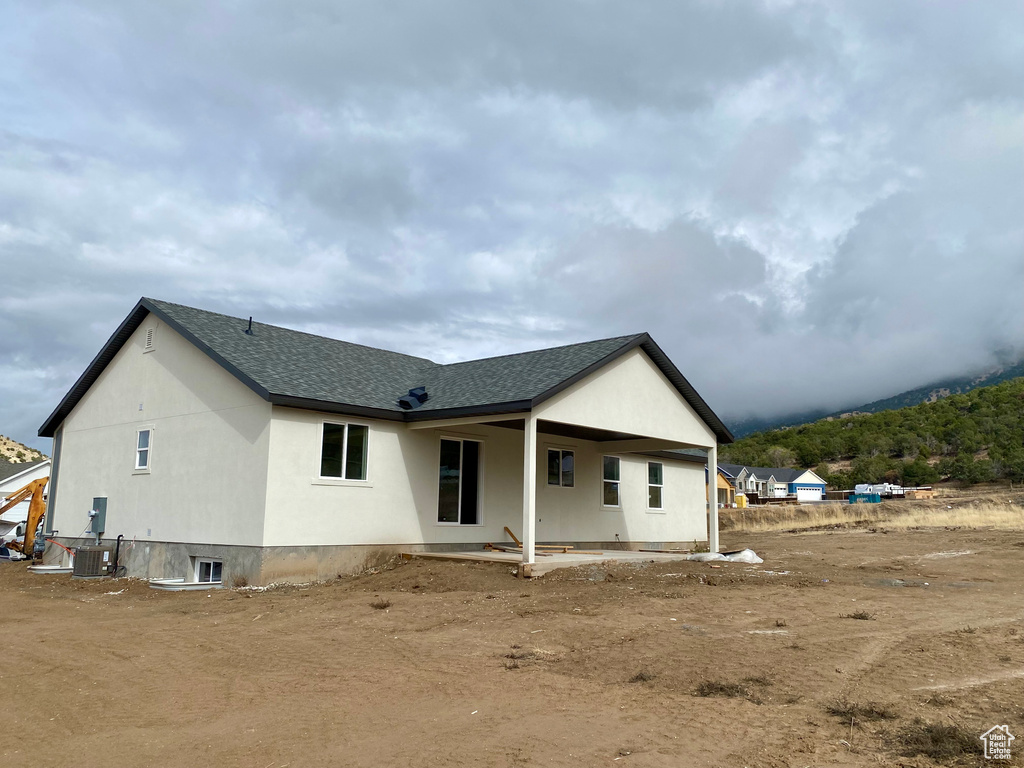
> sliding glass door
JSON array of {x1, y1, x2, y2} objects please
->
[{"x1": 437, "y1": 438, "x2": 480, "y2": 524}]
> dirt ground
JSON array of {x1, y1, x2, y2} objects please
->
[{"x1": 3, "y1": 527, "x2": 1023, "y2": 767}]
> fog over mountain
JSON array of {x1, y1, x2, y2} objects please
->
[{"x1": 1, "y1": 1, "x2": 1022, "y2": 451}]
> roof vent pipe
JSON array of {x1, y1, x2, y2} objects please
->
[{"x1": 244, "y1": 317, "x2": 254, "y2": 335}]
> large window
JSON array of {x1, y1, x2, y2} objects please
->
[
  {"x1": 602, "y1": 456, "x2": 620, "y2": 507},
  {"x1": 320, "y1": 422, "x2": 369, "y2": 480},
  {"x1": 135, "y1": 428, "x2": 152, "y2": 470},
  {"x1": 438, "y1": 438, "x2": 480, "y2": 524},
  {"x1": 648, "y1": 462, "x2": 664, "y2": 510},
  {"x1": 547, "y1": 449, "x2": 574, "y2": 487}
]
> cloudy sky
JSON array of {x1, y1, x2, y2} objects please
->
[{"x1": 2, "y1": 0, "x2": 1022, "y2": 451}]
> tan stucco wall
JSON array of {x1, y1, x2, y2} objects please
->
[
  {"x1": 50, "y1": 316, "x2": 271, "y2": 547},
  {"x1": 263, "y1": 409, "x2": 527, "y2": 548},
  {"x1": 534, "y1": 438, "x2": 708, "y2": 545},
  {"x1": 534, "y1": 348, "x2": 717, "y2": 448},
  {"x1": 263, "y1": 407, "x2": 710, "y2": 550}
]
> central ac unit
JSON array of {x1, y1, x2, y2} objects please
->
[{"x1": 73, "y1": 546, "x2": 114, "y2": 578}]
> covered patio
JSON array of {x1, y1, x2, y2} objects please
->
[{"x1": 409, "y1": 404, "x2": 721, "y2": 575}]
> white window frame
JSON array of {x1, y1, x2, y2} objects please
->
[
  {"x1": 194, "y1": 557, "x2": 223, "y2": 584},
  {"x1": 546, "y1": 447, "x2": 575, "y2": 488},
  {"x1": 601, "y1": 455, "x2": 621, "y2": 508},
  {"x1": 134, "y1": 427, "x2": 153, "y2": 473},
  {"x1": 317, "y1": 420, "x2": 370, "y2": 483},
  {"x1": 436, "y1": 435, "x2": 484, "y2": 526},
  {"x1": 647, "y1": 461, "x2": 664, "y2": 512}
]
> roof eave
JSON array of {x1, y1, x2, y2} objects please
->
[
  {"x1": 403, "y1": 401, "x2": 533, "y2": 422},
  {"x1": 269, "y1": 395, "x2": 405, "y2": 422}
]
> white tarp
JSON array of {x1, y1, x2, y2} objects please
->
[{"x1": 686, "y1": 548, "x2": 763, "y2": 564}]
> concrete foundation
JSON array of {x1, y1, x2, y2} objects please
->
[{"x1": 44, "y1": 537, "x2": 698, "y2": 586}]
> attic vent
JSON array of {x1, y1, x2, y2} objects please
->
[
  {"x1": 143, "y1": 327, "x2": 155, "y2": 352},
  {"x1": 398, "y1": 387, "x2": 429, "y2": 410}
]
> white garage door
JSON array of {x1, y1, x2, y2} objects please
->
[{"x1": 796, "y1": 488, "x2": 821, "y2": 502}]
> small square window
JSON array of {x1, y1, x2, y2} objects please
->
[
  {"x1": 602, "y1": 456, "x2": 620, "y2": 507},
  {"x1": 320, "y1": 422, "x2": 368, "y2": 480},
  {"x1": 547, "y1": 449, "x2": 574, "y2": 487}
]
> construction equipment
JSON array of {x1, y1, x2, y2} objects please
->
[{"x1": 0, "y1": 476, "x2": 49, "y2": 559}]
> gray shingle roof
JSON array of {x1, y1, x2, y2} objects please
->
[
  {"x1": 415, "y1": 336, "x2": 642, "y2": 412},
  {"x1": 718, "y1": 464, "x2": 810, "y2": 483},
  {"x1": 39, "y1": 298, "x2": 734, "y2": 443},
  {"x1": 0, "y1": 459, "x2": 47, "y2": 484},
  {"x1": 150, "y1": 300, "x2": 434, "y2": 411}
]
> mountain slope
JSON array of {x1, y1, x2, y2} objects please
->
[
  {"x1": 727, "y1": 358, "x2": 1024, "y2": 438},
  {"x1": 838, "y1": 359, "x2": 1024, "y2": 416},
  {"x1": 720, "y1": 376, "x2": 1024, "y2": 487}
]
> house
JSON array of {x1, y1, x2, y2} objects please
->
[
  {"x1": 0, "y1": 459, "x2": 50, "y2": 557},
  {"x1": 704, "y1": 467, "x2": 735, "y2": 507},
  {"x1": 38, "y1": 298, "x2": 733, "y2": 585},
  {"x1": 719, "y1": 463, "x2": 827, "y2": 502},
  {"x1": 719, "y1": 464, "x2": 767, "y2": 499}
]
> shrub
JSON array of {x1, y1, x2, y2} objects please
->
[
  {"x1": 826, "y1": 698, "x2": 899, "y2": 721},
  {"x1": 892, "y1": 719, "x2": 982, "y2": 761},
  {"x1": 694, "y1": 680, "x2": 747, "y2": 698}
]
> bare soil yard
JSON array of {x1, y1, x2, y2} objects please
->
[{"x1": 4, "y1": 524, "x2": 1024, "y2": 767}]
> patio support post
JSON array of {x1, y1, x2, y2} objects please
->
[
  {"x1": 522, "y1": 411, "x2": 537, "y2": 567},
  {"x1": 708, "y1": 443, "x2": 719, "y2": 553}
]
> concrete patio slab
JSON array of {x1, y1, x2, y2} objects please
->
[{"x1": 401, "y1": 548, "x2": 694, "y2": 577}]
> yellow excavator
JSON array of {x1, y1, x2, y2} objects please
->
[{"x1": 0, "y1": 476, "x2": 49, "y2": 559}]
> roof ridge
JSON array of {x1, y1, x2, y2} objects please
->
[
  {"x1": 144, "y1": 298, "x2": 438, "y2": 366},
  {"x1": 436, "y1": 333, "x2": 646, "y2": 369}
]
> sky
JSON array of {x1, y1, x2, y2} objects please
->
[{"x1": 1, "y1": 0, "x2": 1022, "y2": 452}]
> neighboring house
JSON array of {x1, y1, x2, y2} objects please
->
[
  {"x1": 721, "y1": 464, "x2": 767, "y2": 498},
  {"x1": 715, "y1": 468, "x2": 735, "y2": 507},
  {"x1": 38, "y1": 298, "x2": 734, "y2": 585},
  {"x1": 719, "y1": 463, "x2": 827, "y2": 502},
  {"x1": 0, "y1": 459, "x2": 50, "y2": 556},
  {"x1": 700, "y1": 465, "x2": 736, "y2": 508}
]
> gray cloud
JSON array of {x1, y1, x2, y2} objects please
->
[{"x1": 1, "y1": 0, "x2": 1022, "y2": 451}]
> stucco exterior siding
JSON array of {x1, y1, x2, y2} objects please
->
[
  {"x1": 263, "y1": 407, "x2": 709, "y2": 552},
  {"x1": 49, "y1": 318, "x2": 272, "y2": 548},
  {"x1": 535, "y1": 348, "x2": 717, "y2": 449},
  {"x1": 263, "y1": 409, "x2": 527, "y2": 548},
  {"x1": 534, "y1": 438, "x2": 707, "y2": 544}
]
